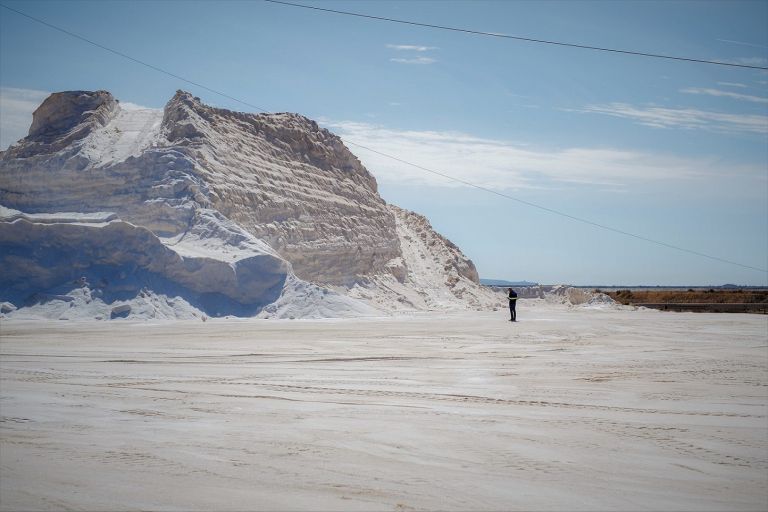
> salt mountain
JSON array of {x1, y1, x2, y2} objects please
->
[{"x1": 0, "y1": 90, "x2": 499, "y2": 319}]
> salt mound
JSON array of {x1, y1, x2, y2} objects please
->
[
  {"x1": 257, "y1": 275, "x2": 382, "y2": 319},
  {"x1": 544, "y1": 285, "x2": 620, "y2": 308},
  {"x1": 1, "y1": 89, "x2": 505, "y2": 319},
  {"x1": 5, "y1": 285, "x2": 205, "y2": 321},
  {"x1": 347, "y1": 205, "x2": 502, "y2": 312},
  {"x1": 579, "y1": 292, "x2": 622, "y2": 310}
]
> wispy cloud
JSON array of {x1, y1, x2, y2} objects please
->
[
  {"x1": 681, "y1": 87, "x2": 768, "y2": 104},
  {"x1": 717, "y1": 38, "x2": 768, "y2": 50},
  {"x1": 386, "y1": 44, "x2": 438, "y2": 52},
  {"x1": 390, "y1": 56, "x2": 436, "y2": 65},
  {"x1": 0, "y1": 87, "x2": 50, "y2": 150},
  {"x1": 386, "y1": 43, "x2": 438, "y2": 64},
  {"x1": 717, "y1": 81, "x2": 748, "y2": 89},
  {"x1": 319, "y1": 120, "x2": 758, "y2": 191},
  {"x1": 572, "y1": 103, "x2": 768, "y2": 134},
  {"x1": 729, "y1": 56, "x2": 768, "y2": 67}
]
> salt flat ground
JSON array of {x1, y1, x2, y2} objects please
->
[{"x1": 1, "y1": 302, "x2": 766, "y2": 511}]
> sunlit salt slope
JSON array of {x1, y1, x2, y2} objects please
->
[{"x1": 0, "y1": 90, "x2": 500, "y2": 319}]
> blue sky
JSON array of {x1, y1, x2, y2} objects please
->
[{"x1": 1, "y1": 0, "x2": 767, "y2": 285}]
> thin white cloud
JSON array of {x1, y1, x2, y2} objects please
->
[
  {"x1": 386, "y1": 44, "x2": 438, "y2": 52},
  {"x1": 680, "y1": 87, "x2": 768, "y2": 104},
  {"x1": 386, "y1": 43, "x2": 438, "y2": 64},
  {"x1": 320, "y1": 120, "x2": 757, "y2": 191},
  {"x1": 572, "y1": 102, "x2": 768, "y2": 134},
  {"x1": 0, "y1": 87, "x2": 50, "y2": 150},
  {"x1": 717, "y1": 38, "x2": 768, "y2": 50},
  {"x1": 717, "y1": 82, "x2": 748, "y2": 89},
  {"x1": 730, "y1": 56, "x2": 768, "y2": 67},
  {"x1": 390, "y1": 57, "x2": 436, "y2": 65}
]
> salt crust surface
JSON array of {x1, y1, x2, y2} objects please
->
[{"x1": 1, "y1": 305, "x2": 766, "y2": 511}]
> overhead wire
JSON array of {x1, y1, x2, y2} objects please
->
[
  {"x1": 0, "y1": 3, "x2": 273, "y2": 114},
  {"x1": 341, "y1": 141, "x2": 768, "y2": 273},
  {"x1": 263, "y1": 0, "x2": 768, "y2": 71},
  {"x1": 0, "y1": 2, "x2": 765, "y2": 274}
]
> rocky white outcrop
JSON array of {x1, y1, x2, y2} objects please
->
[
  {"x1": 169, "y1": 94, "x2": 401, "y2": 286},
  {"x1": 348, "y1": 205, "x2": 502, "y2": 311},
  {"x1": 0, "y1": 90, "x2": 497, "y2": 319}
]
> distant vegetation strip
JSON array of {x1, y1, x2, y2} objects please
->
[{"x1": 604, "y1": 289, "x2": 768, "y2": 314}]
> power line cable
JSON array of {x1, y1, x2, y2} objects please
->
[
  {"x1": 1, "y1": 2, "x2": 765, "y2": 274},
  {"x1": 263, "y1": 0, "x2": 768, "y2": 71},
  {"x1": 0, "y1": 3, "x2": 272, "y2": 114}
]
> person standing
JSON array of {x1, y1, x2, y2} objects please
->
[{"x1": 508, "y1": 288, "x2": 518, "y2": 322}]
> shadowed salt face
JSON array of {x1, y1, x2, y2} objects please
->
[
  {"x1": 0, "y1": 216, "x2": 289, "y2": 317},
  {"x1": 27, "y1": 90, "x2": 117, "y2": 140}
]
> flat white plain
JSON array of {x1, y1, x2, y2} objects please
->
[{"x1": 1, "y1": 302, "x2": 766, "y2": 511}]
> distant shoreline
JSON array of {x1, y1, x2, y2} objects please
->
[{"x1": 483, "y1": 283, "x2": 768, "y2": 291}]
